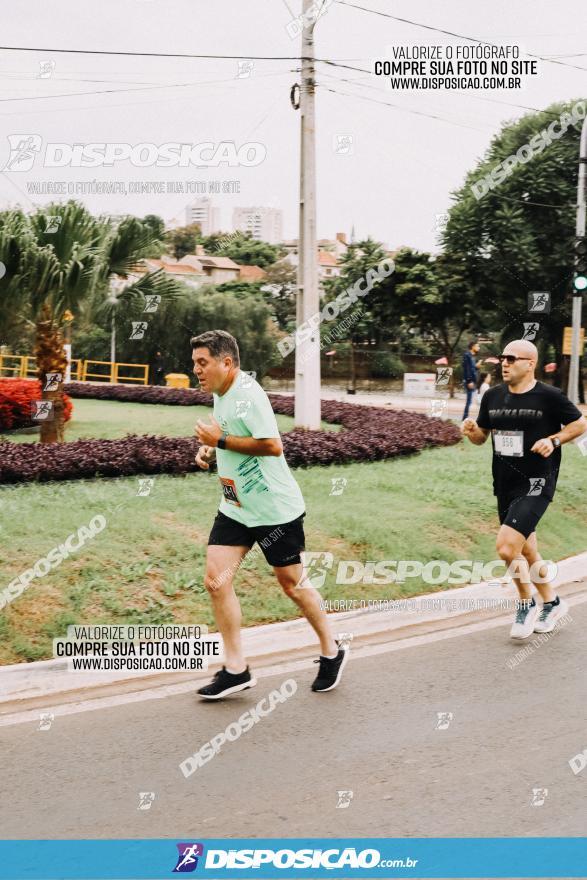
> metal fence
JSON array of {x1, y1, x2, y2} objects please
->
[{"x1": 0, "y1": 355, "x2": 148, "y2": 385}]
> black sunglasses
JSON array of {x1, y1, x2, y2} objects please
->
[{"x1": 498, "y1": 354, "x2": 533, "y2": 365}]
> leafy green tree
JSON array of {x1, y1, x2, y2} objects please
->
[
  {"x1": 442, "y1": 99, "x2": 586, "y2": 387},
  {"x1": 207, "y1": 231, "x2": 283, "y2": 268},
  {"x1": 391, "y1": 248, "x2": 479, "y2": 395},
  {"x1": 164, "y1": 223, "x2": 202, "y2": 260},
  {"x1": 260, "y1": 260, "x2": 297, "y2": 332},
  {"x1": 215, "y1": 280, "x2": 263, "y2": 298},
  {"x1": 89, "y1": 215, "x2": 183, "y2": 363},
  {"x1": 322, "y1": 239, "x2": 395, "y2": 390},
  {"x1": 142, "y1": 214, "x2": 166, "y2": 241},
  {"x1": 99, "y1": 283, "x2": 280, "y2": 383}
]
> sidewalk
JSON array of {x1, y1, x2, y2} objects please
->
[{"x1": 1, "y1": 551, "x2": 586, "y2": 718}]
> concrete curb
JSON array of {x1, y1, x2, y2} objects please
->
[{"x1": 1, "y1": 551, "x2": 586, "y2": 716}]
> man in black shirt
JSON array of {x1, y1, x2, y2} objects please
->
[{"x1": 462, "y1": 339, "x2": 586, "y2": 639}]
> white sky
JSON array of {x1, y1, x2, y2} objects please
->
[{"x1": 0, "y1": 0, "x2": 586, "y2": 252}]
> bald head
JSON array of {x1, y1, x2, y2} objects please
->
[
  {"x1": 501, "y1": 338, "x2": 538, "y2": 388},
  {"x1": 503, "y1": 339, "x2": 538, "y2": 361}
]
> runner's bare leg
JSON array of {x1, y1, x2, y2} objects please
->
[
  {"x1": 204, "y1": 544, "x2": 250, "y2": 672},
  {"x1": 273, "y1": 562, "x2": 337, "y2": 657}
]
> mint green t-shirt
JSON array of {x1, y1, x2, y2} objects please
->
[{"x1": 212, "y1": 371, "x2": 305, "y2": 527}]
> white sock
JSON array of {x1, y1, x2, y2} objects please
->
[
  {"x1": 226, "y1": 665, "x2": 246, "y2": 675},
  {"x1": 322, "y1": 651, "x2": 338, "y2": 660}
]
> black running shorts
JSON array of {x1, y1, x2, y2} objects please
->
[
  {"x1": 208, "y1": 511, "x2": 306, "y2": 567},
  {"x1": 497, "y1": 494, "x2": 550, "y2": 539}
]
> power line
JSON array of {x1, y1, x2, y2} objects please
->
[
  {"x1": 0, "y1": 45, "x2": 367, "y2": 75},
  {"x1": 0, "y1": 69, "x2": 297, "y2": 105},
  {"x1": 317, "y1": 83, "x2": 490, "y2": 131},
  {"x1": 333, "y1": 0, "x2": 587, "y2": 74},
  {"x1": 484, "y1": 190, "x2": 576, "y2": 209},
  {"x1": 0, "y1": 46, "x2": 305, "y2": 61}
]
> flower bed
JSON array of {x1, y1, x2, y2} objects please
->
[
  {"x1": 0, "y1": 383, "x2": 461, "y2": 483},
  {"x1": 0, "y1": 379, "x2": 73, "y2": 431}
]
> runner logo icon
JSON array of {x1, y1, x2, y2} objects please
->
[{"x1": 173, "y1": 843, "x2": 204, "y2": 872}]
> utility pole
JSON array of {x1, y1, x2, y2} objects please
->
[
  {"x1": 567, "y1": 115, "x2": 587, "y2": 404},
  {"x1": 295, "y1": 0, "x2": 321, "y2": 429}
]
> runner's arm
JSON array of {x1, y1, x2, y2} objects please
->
[
  {"x1": 224, "y1": 435, "x2": 283, "y2": 456},
  {"x1": 196, "y1": 417, "x2": 282, "y2": 456},
  {"x1": 548, "y1": 415, "x2": 587, "y2": 445},
  {"x1": 461, "y1": 419, "x2": 490, "y2": 445}
]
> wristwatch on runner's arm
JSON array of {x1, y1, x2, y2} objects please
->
[
  {"x1": 550, "y1": 436, "x2": 561, "y2": 449},
  {"x1": 217, "y1": 432, "x2": 228, "y2": 450}
]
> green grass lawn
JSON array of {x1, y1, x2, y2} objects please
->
[
  {"x1": 2, "y1": 397, "x2": 340, "y2": 443},
  {"x1": 1, "y1": 415, "x2": 586, "y2": 664}
]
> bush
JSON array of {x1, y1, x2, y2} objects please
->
[
  {"x1": 71, "y1": 327, "x2": 111, "y2": 362},
  {"x1": 0, "y1": 379, "x2": 73, "y2": 431},
  {"x1": 370, "y1": 351, "x2": 406, "y2": 379},
  {"x1": 0, "y1": 384, "x2": 461, "y2": 483}
]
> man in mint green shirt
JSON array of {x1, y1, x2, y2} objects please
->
[{"x1": 192, "y1": 329, "x2": 349, "y2": 698}]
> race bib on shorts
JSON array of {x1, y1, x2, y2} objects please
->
[
  {"x1": 493, "y1": 430, "x2": 523, "y2": 457},
  {"x1": 219, "y1": 476, "x2": 241, "y2": 506}
]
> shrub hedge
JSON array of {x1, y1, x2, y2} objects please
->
[{"x1": 0, "y1": 382, "x2": 461, "y2": 483}]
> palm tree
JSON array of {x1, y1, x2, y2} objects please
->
[
  {"x1": 87, "y1": 215, "x2": 182, "y2": 368},
  {"x1": 0, "y1": 202, "x2": 103, "y2": 441},
  {"x1": 0, "y1": 203, "x2": 181, "y2": 443}
]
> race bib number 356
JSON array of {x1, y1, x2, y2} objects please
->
[{"x1": 493, "y1": 430, "x2": 524, "y2": 457}]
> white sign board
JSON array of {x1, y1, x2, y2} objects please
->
[{"x1": 403, "y1": 373, "x2": 436, "y2": 397}]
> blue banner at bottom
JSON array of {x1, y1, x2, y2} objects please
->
[{"x1": 0, "y1": 838, "x2": 586, "y2": 880}]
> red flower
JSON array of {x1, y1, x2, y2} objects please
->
[{"x1": 0, "y1": 379, "x2": 73, "y2": 431}]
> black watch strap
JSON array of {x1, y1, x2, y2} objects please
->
[
  {"x1": 217, "y1": 432, "x2": 227, "y2": 450},
  {"x1": 552, "y1": 436, "x2": 561, "y2": 448}
]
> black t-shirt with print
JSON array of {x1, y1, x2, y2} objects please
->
[{"x1": 476, "y1": 381, "x2": 582, "y2": 500}]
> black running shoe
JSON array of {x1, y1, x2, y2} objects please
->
[
  {"x1": 197, "y1": 666, "x2": 257, "y2": 700},
  {"x1": 311, "y1": 642, "x2": 349, "y2": 692}
]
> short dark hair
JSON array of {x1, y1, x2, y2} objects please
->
[
  {"x1": 190, "y1": 329, "x2": 240, "y2": 367},
  {"x1": 468, "y1": 340, "x2": 478, "y2": 350}
]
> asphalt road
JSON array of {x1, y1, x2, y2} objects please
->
[{"x1": 1, "y1": 601, "x2": 586, "y2": 842}]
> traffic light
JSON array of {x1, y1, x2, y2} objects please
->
[{"x1": 574, "y1": 235, "x2": 587, "y2": 291}]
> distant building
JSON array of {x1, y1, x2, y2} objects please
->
[
  {"x1": 185, "y1": 198, "x2": 220, "y2": 236},
  {"x1": 233, "y1": 206, "x2": 283, "y2": 244},
  {"x1": 239, "y1": 264, "x2": 267, "y2": 283},
  {"x1": 142, "y1": 257, "x2": 207, "y2": 288},
  {"x1": 317, "y1": 232, "x2": 349, "y2": 261},
  {"x1": 317, "y1": 251, "x2": 340, "y2": 280},
  {"x1": 181, "y1": 248, "x2": 240, "y2": 284}
]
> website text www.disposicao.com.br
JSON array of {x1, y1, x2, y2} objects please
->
[{"x1": 201, "y1": 847, "x2": 418, "y2": 870}]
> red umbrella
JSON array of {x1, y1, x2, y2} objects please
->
[
  {"x1": 544, "y1": 362, "x2": 557, "y2": 373},
  {"x1": 434, "y1": 357, "x2": 448, "y2": 365},
  {"x1": 484, "y1": 357, "x2": 500, "y2": 364}
]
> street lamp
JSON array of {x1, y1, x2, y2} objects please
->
[
  {"x1": 107, "y1": 294, "x2": 118, "y2": 364},
  {"x1": 62, "y1": 309, "x2": 74, "y2": 382}
]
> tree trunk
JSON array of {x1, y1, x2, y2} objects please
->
[
  {"x1": 446, "y1": 350, "x2": 455, "y2": 398},
  {"x1": 34, "y1": 304, "x2": 68, "y2": 443},
  {"x1": 347, "y1": 339, "x2": 357, "y2": 394}
]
